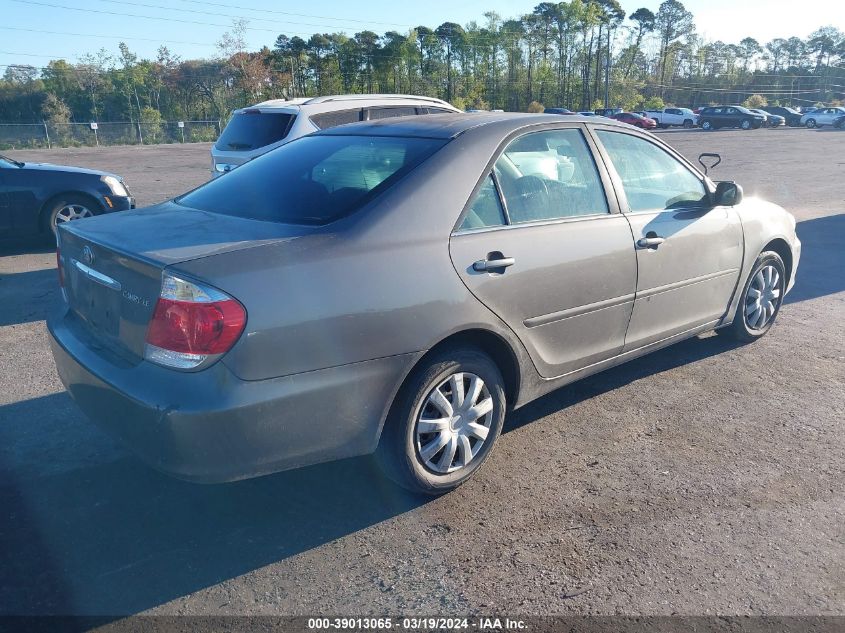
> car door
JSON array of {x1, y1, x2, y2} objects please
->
[
  {"x1": 449, "y1": 127, "x2": 637, "y2": 379},
  {"x1": 591, "y1": 127, "x2": 744, "y2": 351}
]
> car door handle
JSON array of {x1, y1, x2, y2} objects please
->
[
  {"x1": 636, "y1": 236, "x2": 666, "y2": 249},
  {"x1": 473, "y1": 256, "x2": 515, "y2": 272}
]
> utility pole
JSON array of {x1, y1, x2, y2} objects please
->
[{"x1": 604, "y1": 27, "x2": 611, "y2": 109}]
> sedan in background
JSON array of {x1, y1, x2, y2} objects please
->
[
  {"x1": 801, "y1": 107, "x2": 845, "y2": 128},
  {"x1": 50, "y1": 113, "x2": 800, "y2": 495},
  {"x1": 698, "y1": 106, "x2": 766, "y2": 130},
  {"x1": 609, "y1": 111, "x2": 658, "y2": 130},
  {"x1": 543, "y1": 107, "x2": 575, "y2": 115},
  {"x1": 0, "y1": 154, "x2": 134, "y2": 238},
  {"x1": 749, "y1": 109, "x2": 785, "y2": 127},
  {"x1": 762, "y1": 106, "x2": 802, "y2": 127}
]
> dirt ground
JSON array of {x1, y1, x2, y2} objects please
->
[{"x1": 0, "y1": 128, "x2": 843, "y2": 618}]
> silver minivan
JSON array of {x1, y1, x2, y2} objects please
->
[{"x1": 210, "y1": 94, "x2": 460, "y2": 177}]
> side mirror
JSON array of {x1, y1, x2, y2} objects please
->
[{"x1": 714, "y1": 181, "x2": 743, "y2": 206}]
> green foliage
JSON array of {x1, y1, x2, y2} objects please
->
[
  {"x1": 743, "y1": 94, "x2": 768, "y2": 108},
  {"x1": 642, "y1": 96, "x2": 666, "y2": 110},
  {"x1": 527, "y1": 101, "x2": 545, "y2": 113}
]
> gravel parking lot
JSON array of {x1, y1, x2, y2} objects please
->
[{"x1": 0, "y1": 128, "x2": 843, "y2": 617}]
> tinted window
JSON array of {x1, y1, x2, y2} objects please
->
[
  {"x1": 310, "y1": 109, "x2": 361, "y2": 130},
  {"x1": 426, "y1": 107, "x2": 454, "y2": 114},
  {"x1": 215, "y1": 112, "x2": 295, "y2": 151},
  {"x1": 368, "y1": 107, "x2": 418, "y2": 120},
  {"x1": 459, "y1": 175, "x2": 506, "y2": 230},
  {"x1": 494, "y1": 129, "x2": 608, "y2": 223},
  {"x1": 596, "y1": 130, "x2": 706, "y2": 213},
  {"x1": 179, "y1": 135, "x2": 446, "y2": 225}
]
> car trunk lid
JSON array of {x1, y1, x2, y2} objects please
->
[{"x1": 58, "y1": 202, "x2": 315, "y2": 361}]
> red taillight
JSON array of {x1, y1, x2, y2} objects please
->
[
  {"x1": 146, "y1": 297, "x2": 245, "y2": 355},
  {"x1": 144, "y1": 273, "x2": 246, "y2": 369},
  {"x1": 56, "y1": 248, "x2": 64, "y2": 288}
]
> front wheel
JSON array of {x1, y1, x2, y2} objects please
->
[
  {"x1": 740, "y1": 119, "x2": 752, "y2": 130},
  {"x1": 375, "y1": 348, "x2": 506, "y2": 495},
  {"x1": 683, "y1": 119, "x2": 694, "y2": 128},
  {"x1": 805, "y1": 118, "x2": 817, "y2": 128},
  {"x1": 44, "y1": 194, "x2": 98, "y2": 238},
  {"x1": 701, "y1": 120, "x2": 713, "y2": 130},
  {"x1": 721, "y1": 251, "x2": 786, "y2": 343}
]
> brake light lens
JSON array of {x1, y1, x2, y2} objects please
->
[{"x1": 144, "y1": 273, "x2": 246, "y2": 369}]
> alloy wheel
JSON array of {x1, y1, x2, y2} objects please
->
[
  {"x1": 744, "y1": 265, "x2": 782, "y2": 331},
  {"x1": 415, "y1": 372, "x2": 493, "y2": 475},
  {"x1": 55, "y1": 203, "x2": 93, "y2": 225}
]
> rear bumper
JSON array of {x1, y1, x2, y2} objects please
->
[{"x1": 48, "y1": 309, "x2": 419, "y2": 483}]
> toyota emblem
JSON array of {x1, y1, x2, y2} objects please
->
[{"x1": 82, "y1": 245, "x2": 94, "y2": 266}]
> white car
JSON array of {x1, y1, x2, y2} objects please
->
[
  {"x1": 211, "y1": 94, "x2": 460, "y2": 177},
  {"x1": 800, "y1": 107, "x2": 845, "y2": 128},
  {"x1": 644, "y1": 107, "x2": 698, "y2": 128}
]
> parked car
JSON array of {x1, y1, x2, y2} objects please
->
[
  {"x1": 800, "y1": 107, "x2": 845, "y2": 128},
  {"x1": 594, "y1": 108, "x2": 623, "y2": 116},
  {"x1": 577, "y1": 111, "x2": 601, "y2": 116},
  {"x1": 211, "y1": 94, "x2": 461, "y2": 177},
  {"x1": 609, "y1": 111, "x2": 658, "y2": 130},
  {"x1": 762, "y1": 106, "x2": 802, "y2": 127},
  {"x1": 50, "y1": 113, "x2": 800, "y2": 494},
  {"x1": 0, "y1": 154, "x2": 134, "y2": 239},
  {"x1": 698, "y1": 106, "x2": 765, "y2": 130},
  {"x1": 544, "y1": 107, "x2": 575, "y2": 115},
  {"x1": 643, "y1": 107, "x2": 698, "y2": 128},
  {"x1": 749, "y1": 109, "x2": 784, "y2": 127}
]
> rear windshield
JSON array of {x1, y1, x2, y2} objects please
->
[
  {"x1": 215, "y1": 111, "x2": 295, "y2": 151},
  {"x1": 178, "y1": 135, "x2": 447, "y2": 225}
]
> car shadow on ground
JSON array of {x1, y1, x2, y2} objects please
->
[
  {"x1": 787, "y1": 213, "x2": 845, "y2": 303},
  {"x1": 0, "y1": 268, "x2": 57, "y2": 326}
]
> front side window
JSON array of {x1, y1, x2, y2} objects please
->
[
  {"x1": 595, "y1": 130, "x2": 707, "y2": 213},
  {"x1": 179, "y1": 135, "x2": 446, "y2": 225},
  {"x1": 493, "y1": 129, "x2": 609, "y2": 223}
]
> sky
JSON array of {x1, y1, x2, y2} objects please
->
[{"x1": 1, "y1": 0, "x2": 843, "y2": 72}]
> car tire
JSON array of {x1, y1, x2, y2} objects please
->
[
  {"x1": 720, "y1": 251, "x2": 786, "y2": 344},
  {"x1": 683, "y1": 119, "x2": 694, "y2": 128},
  {"x1": 701, "y1": 120, "x2": 713, "y2": 130},
  {"x1": 43, "y1": 194, "x2": 99, "y2": 238},
  {"x1": 805, "y1": 118, "x2": 817, "y2": 128},
  {"x1": 375, "y1": 347, "x2": 506, "y2": 495},
  {"x1": 740, "y1": 119, "x2": 752, "y2": 130}
]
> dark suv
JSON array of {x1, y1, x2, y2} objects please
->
[
  {"x1": 762, "y1": 106, "x2": 803, "y2": 127},
  {"x1": 698, "y1": 106, "x2": 765, "y2": 131}
]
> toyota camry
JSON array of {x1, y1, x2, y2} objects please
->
[{"x1": 49, "y1": 113, "x2": 800, "y2": 494}]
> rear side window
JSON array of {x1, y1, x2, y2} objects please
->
[
  {"x1": 310, "y1": 109, "x2": 362, "y2": 130},
  {"x1": 368, "y1": 107, "x2": 418, "y2": 120},
  {"x1": 215, "y1": 112, "x2": 295, "y2": 151},
  {"x1": 178, "y1": 135, "x2": 446, "y2": 225}
]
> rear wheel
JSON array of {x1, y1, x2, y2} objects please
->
[
  {"x1": 375, "y1": 348, "x2": 506, "y2": 495},
  {"x1": 720, "y1": 251, "x2": 786, "y2": 343},
  {"x1": 43, "y1": 194, "x2": 99, "y2": 238},
  {"x1": 683, "y1": 119, "x2": 694, "y2": 128},
  {"x1": 701, "y1": 120, "x2": 713, "y2": 130}
]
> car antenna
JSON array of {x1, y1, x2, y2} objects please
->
[{"x1": 698, "y1": 152, "x2": 721, "y2": 176}]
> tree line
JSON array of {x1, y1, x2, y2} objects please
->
[{"x1": 1, "y1": 0, "x2": 843, "y2": 128}]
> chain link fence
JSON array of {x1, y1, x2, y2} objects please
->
[{"x1": 0, "y1": 121, "x2": 221, "y2": 150}]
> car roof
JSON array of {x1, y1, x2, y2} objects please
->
[{"x1": 315, "y1": 112, "x2": 628, "y2": 139}]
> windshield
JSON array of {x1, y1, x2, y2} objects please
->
[
  {"x1": 215, "y1": 111, "x2": 296, "y2": 151},
  {"x1": 179, "y1": 134, "x2": 447, "y2": 225}
]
